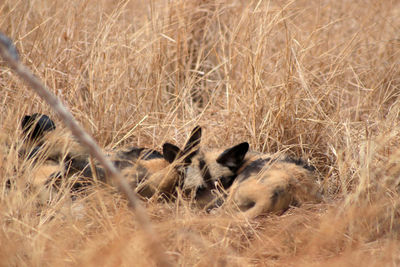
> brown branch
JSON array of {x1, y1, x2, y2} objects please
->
[{"x1": 0, "y1": 33, "x2": 171, "y2": 267}]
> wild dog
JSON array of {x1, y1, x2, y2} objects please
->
[
  {"x1": 11, "y1": 113, "x2": 90, "y2": 199},
  {"x1": 63, "y1": 145, "x2": 166, "y2": 191},
  {"x1": 68, "y1": 125, "x2": 203, "y2": 199},
  {"x1": 18, "y1": 114, "x2": 172, "y2": 196},
  {"x1": 20, "y1": 113, "x2": 88, "y2": 162},
  {"x1": 20, "y1": 114, "x2": 205, "y2": 201},
  {"x1": 0, "y1": 114, "x2": 67, "y2": 203},
  {"x1": 162, "y1": 126, "x2": 250, "y2": 207},
  {"x1": 59, "y1": 129, "x2": 200, "y2": 199},
  {"x1": 163, "y1": 128, "x2": 322, "y2": 218},
  {"x1": 19, "y1": 113, "x2": 91, "y2": 190},
  {"x1": 125, "y1": 125, "x2": 202, "y2": 199}
]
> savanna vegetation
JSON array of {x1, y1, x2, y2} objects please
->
[{"x1": 1, "y1": 0, "x2": 400, "y2": 266}]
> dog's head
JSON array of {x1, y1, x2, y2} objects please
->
[{"x1": 162, "y1": 127, "x2": 249, "y2": 207}]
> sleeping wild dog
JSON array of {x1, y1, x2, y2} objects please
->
[
  {"x1": 163, "y1": 126, "x2": 322, "y2": 218},
  {"x1": 14, "y1": 113, "x2": 91, "y2": 198},
  {"x1": 64, "y1": 125, "x2": 203, "y2": 199},
  {"x1": 18, "y1": 113, "x2": 202, "y2": 201},
  {"x1": 1, "y1": 113, "x2": 73, "y2": 203}
]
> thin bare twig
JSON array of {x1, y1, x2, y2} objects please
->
[{"x1": 0, "y1": 33, "x2": 171, "y2": 267}]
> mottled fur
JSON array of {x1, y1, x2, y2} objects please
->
[
  {"x1": 16, "y1": 115, "x2": 322, "y2": 216},
  {"x1": 17, "y1": 114, "x2": 174, "y2": 199},
  {"x1": 225, "y1": 153, "x2": 322, "y2": 218},
  {"x1": 105, "y1": 147, "x2": 178, "y2": 199},
  {"x1": 143, "y1": 126, "x2": 203, "y2": 199},
  {"x1": 19, "y1": 114, "x2": 90, "y2": 191},
  {"x1": 161, "y1": 126, "x2": 250, "y2": 207},
  {"x1": 21, "y1": 115, "x2": 204, "y2": 200},
  {"x1": 57, "y1": 134, "x2": 180, "y2": 199},
  {"x1": 165, "y1": 127, "x2": 322, "y2": 218},
  {"x1": 181, "y1": 143, "x2": 249, "y2": 207},
  {"x1": 4, "y1": 115, "x2": 204, "y2": 205}
]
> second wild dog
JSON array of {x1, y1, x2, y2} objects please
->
[{"x1": 163, "y1": 127, "x2": 322, "y2": 218}]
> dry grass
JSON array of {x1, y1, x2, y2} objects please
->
[{"x1": 1, "y1": 0, "x2": 400, "y2": 266}]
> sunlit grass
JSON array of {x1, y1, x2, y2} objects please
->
[{"x1": 1, "y1": 0, "x2": 400, "y2": 265}]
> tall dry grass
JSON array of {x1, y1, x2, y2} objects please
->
[{"x1": 1, "y1": 0, "x2": 400, "y2": 265}]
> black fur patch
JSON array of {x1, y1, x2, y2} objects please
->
[
  {"x1": 218, "y1": 174, "x2": 237, "y2": 189},
  {"x1": 162, "y1": 143, "x2": 181, "y2": 164},
  {"x1": 65, "y1": 157, "x2": 106, "y2": 183},
  {"x1": 216, "y1": 142, "x2": 249, "y2": 172},
  {"x1": 118, "y1": 147, "x2": 163, "y2": 161},
  {"x1": 113, "y1": 160, "x2": 133, "y2": 170},
  {"x1": 195, "y1": 184, "x2": 208, "y2": 198},
  {"x1": 214, "y1": 196, "x2": 226, "y2": 209},
  {"x1": 141, "y1": 149, "x2": 163, "y2": 160},
  {"x1": 46, "y1": 167, "x2": 99, "y2": 193},
  {"x1": 26, "y1": 146, "x2": 42, "y2": 160},
  {"x1": 237, "y1": 158, "x2": 272, "y2": 182},
  {"x1": 21, "y1": 113, "x2": 56, "y2": 142}
]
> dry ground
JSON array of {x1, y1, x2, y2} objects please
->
[{"x1": 1, "y1": 0, "x2": 400, "y2": 266}]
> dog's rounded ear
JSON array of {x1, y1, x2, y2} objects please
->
[
  {"x1": 22, "y1": 113, "x2": 56, "y2": 141},
  {"x1": 216, "y1": 142, "x2": 249, "y2": 169},
  {"x1": 163, "y1": 143, "x2": 182, "y2": 163}
]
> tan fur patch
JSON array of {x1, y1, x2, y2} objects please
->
[
  {"x1": 30, "y1": 161, "x2": 61, "y2": 187},
  {"x1": 28, "y1": 129, "x2": 88, "y2": 161},
  {"x1": 226, "y1": 158, "x2": 322, "y2": 218},
  {"x1": 113, "y1": 156, "x2": 179, "y2": 199},
  {"x1": 136, "y1": 164, "x2": 180, "y2": 199}
]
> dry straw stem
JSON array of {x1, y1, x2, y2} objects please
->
[{"x1": 0, "y1": 33, "x2": 171, "y2": 267}]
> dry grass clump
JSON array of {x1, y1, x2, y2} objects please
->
[{"x1": 2, "y1": 0, "x2": 400, "y2": 266}]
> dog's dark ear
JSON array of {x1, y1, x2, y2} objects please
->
[
  {"x1": 22, "y1": 113, "x2": 56, "y2": 141},
  {"x1": 163, "y1": 126, "x2": 202, "y2": 164},
  {"x1": 163, "y1": 143, "x2": 182, "y2": 163},
  {"x1": 182, "y1": 126, "x2": 201, "y2": 159},
  {"x1": 21, "y1": 115, "x2": 32, "y2": 132},
  {"x1": 216, "y1": 142, "x2": 249, "y2": 170}
]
